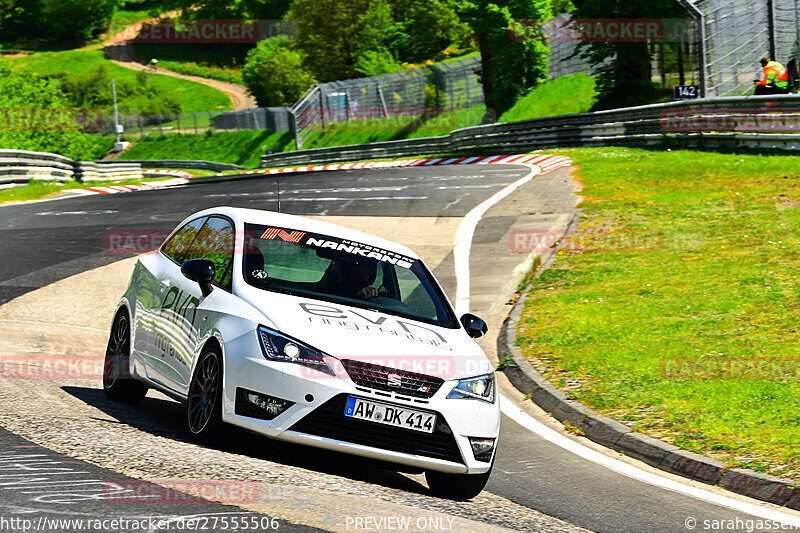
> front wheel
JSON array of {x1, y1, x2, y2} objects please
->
[
  {"x1": 425, "y1": 464, "x2": 493, "y2": 500},
  {"x1": 103, "y1": 310, "x2": 148, "y2": 403},
  {"x1": 186, "y1": 346, "x2": 223, "y2": 441}
]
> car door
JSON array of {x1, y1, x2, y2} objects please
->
[
  {"x1": 132, "y1": 216, "x2": 206, "y2": 384},
  {"x1": 155, "y1": 216, "x2": 235, "y2": 395}
]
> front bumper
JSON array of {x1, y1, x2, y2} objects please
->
[{"x1": 222, "y1": 332, "x2": 500, "y2": 474}]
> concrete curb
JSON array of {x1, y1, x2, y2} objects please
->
[{"x1": 499, "y1": 285, "x2": 800, "y2": 511}]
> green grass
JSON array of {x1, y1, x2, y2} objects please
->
[
  {"x1": 109, "y1": 1, "x2": 160, "y2": 29},
  {"x1": 0, "y1": 174, "x2": 178, "y2": 205},
  {"x1": 3, "y1": 49, "x2": 231, "y2": 112},
  {"x1": 297, "y1": 105, "x2": 486, "y2": 149},
  {"x1": 517, "y1": 147, "x2": 800, "y2": 478},
  {"x1": 132, "y1": 43, "x2": 247, "y2": 84},
  {"x1": 498, "y1": 73, "x2": 597, "y2": 123},
  {"x1": 119, "y1": 130, "x2": 293, "y2": 168}
]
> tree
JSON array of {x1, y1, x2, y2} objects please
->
[
  {"x1": 242, "y1": 36, "x2": 316, "y2": 106},
  {"x1": 290, "y1": 0, "x2": 397, "y2": 81},
  {"x1": 160, "y1": 0, "x2": 292, "y2": 20},
  {"x1": 389, "y1": 0, "x2": 470, "y2": 62},
  {"x1": 571, "y1": 0, "x2": 687, "y2": 109},
  {"x1": 462, "y1": 0, "x2": 552, "y2": 118},
  {"x1": 0, "y1": 0, "x2": 120, "y2": 42}
]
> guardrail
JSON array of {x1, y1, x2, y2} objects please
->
[
  {"x1": 76, "y1": 162, "x2": 142, "y2": 182},
  {"x1": 113, "y1": 159, "x2": 244, "y2": 172},
  {"x1": 261, "y1": 94, "x2": 800, "y2": 168},
  {"x1": 0, "y1": 149, "x2": 75, "y2": 187},
  {"x1": 0, "y1": 149, "x2": 149, "y2": 188}
]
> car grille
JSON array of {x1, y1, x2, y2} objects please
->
[
  {"x1": 289, "y1": 394, "x2": 464, "y2": 464},
  {"x1": 340, "y1": 359, "x2": 444, "y2": 399}
]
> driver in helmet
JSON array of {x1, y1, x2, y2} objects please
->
[{"x1": 320, "y1": 257, "x2": 379, "y2": 300}]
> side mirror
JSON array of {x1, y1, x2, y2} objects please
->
[
  {"x1": 181, "y1": 259, "x2": 215, "y2": 297},
  {"x1": 460, "y1": 313, "x2": 488, "y2": 339}
]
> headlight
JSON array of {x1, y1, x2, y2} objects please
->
[
  {"x1": 447, "y1": 373, "x2": 495, "y2": 403},
  {"x1": 257, "y1": 325, "x2": 334, "y2": 375}
]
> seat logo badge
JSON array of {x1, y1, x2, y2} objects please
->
[{"x1": 387, "y1": 374, "x2": 402, "y2": 388}]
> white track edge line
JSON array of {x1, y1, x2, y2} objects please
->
[{"x1": 500, "y1": 399, "x2": 800, "y2": 526}]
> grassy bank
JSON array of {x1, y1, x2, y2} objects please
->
[
  {"x1": 499, "y1": 73, "x2": 597, "y2": 123},
  {"x1": 0, "y1": 174, "x2": 183, "y2": 205},
  {"x1": 518, "y1": 147, "x2": 800, "y2": 478},
  {"x1": 3, "y1": 49, "x2": 231, "y2": 112},
  {"x1": 119, "y1": 130, "x2": 293, "y2": 168},
  {"x1": 132, "y1": 43, "x2": 246, "y2": 85}
]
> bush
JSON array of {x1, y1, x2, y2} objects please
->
[
  {"x1": 354, "y1": 49, "x2": 403, "y2": 77},
  {"x1": 0, "y1": 67, "x2": 112, "y2": 160},
  {"x1": 49, "y1": 65, "x2": 182, "y2": 115},
  {"x1": 242, "y1": 37, "x2": 316, "y2": 107}
]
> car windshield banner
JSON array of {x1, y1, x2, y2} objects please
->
[{"x1": 246, "y1": 224, "x2": 417, "y2": 269}]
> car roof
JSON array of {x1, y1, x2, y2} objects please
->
[{"x1": 188, "y1": 206, "x2": 420, "y2": 260}]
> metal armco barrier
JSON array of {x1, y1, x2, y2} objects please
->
[
  {"x1": 75, "y1": 161, "x2": 143, "y2": 182},
  {"x1": 112, "y1": 159, "x2": 244, "y2": 172},
  {"x1": 261, "y1": 94, "x2": 800, "y2": 168},
  {"x1": 0, "y1": 150, "x2": 149, "y2": 188},
  {"x1": 0, "y1": 149, "x2": 76, "y2": 187}
]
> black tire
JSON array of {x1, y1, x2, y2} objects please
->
[
  {"x1": 425, "y1": 463, "x2": 493, "y2": 500},
  {"x1": 186, "y1": 345, "x2": 224, "y2": 441},
  {"x1": 103, "y1": 310, "x2": 148, "y2": 403}
]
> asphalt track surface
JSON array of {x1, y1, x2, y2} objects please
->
[{"x1": 0, "y1": 165, "x2": 773, "y2": 532}]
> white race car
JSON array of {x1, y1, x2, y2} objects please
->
[{"x1": 104, "y1": 207, "x2": 499, "y2": 499}]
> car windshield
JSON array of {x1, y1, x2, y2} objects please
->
[{"x1": 242, "y1": 223, "x2": 458, "y2": 328}]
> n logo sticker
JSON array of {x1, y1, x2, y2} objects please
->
[{"x1": 260, "y1": 228, "x2": 306, "y2": 242}]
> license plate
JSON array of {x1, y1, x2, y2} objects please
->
[{"x1": 344, "y1": 397, "x2": 436, "y2": 433}]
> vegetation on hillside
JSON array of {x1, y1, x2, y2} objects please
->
[{"x1": 0, "y1": 66, "x2": 113, "y2": 160}]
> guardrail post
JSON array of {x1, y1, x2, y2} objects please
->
[
  {"x1": 290, "y1": 108, "x2": 300, "y2": 150},
  {"x1": 319, "y1": 88, "x2": 325, "y2": 129}
]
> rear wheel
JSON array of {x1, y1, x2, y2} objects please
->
[
  {"x1": 186, "y1": 346, "x2": 223, "y2": 441},
  {"x1": 425, "y1": 464, "x2": 493, "y2": 500},
  {"x1": 103, "y1": 310, "x2": 147, "y2": 403}
]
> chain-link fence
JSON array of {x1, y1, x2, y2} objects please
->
[
  {"x1": 291, "y1": 56, "x2": 483, "y2": 148},
  {"x1": 682, "y1": 0, "x2": 800, "y2": 97},
  {"x1": 546, "y1": 13, "x2": 701, "y2": 89},
  {"x1": 89, "y1": 107, "x2": 292, "y2": 137}
]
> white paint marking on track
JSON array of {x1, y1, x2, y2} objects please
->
[
  {"x1": 500, "y1": 400, "x2": 800, "y2": 527},
  {"x1": 453, "y1": 163, "x2": 541, "y2": 316},
  {"x1": 451, "y1": 160, "x2": 800, "y2": 525}
]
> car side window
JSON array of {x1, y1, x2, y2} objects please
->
[
  {"x1": 183, "y1": 216, "x2": 235, "y2": 289},
  {"x1": 161, "y1": 217, "x2": 207, "y2": 263}
]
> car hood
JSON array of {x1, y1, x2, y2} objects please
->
[{"x1": 238, "y1": 286, "x2": 493, "y2": 380}]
